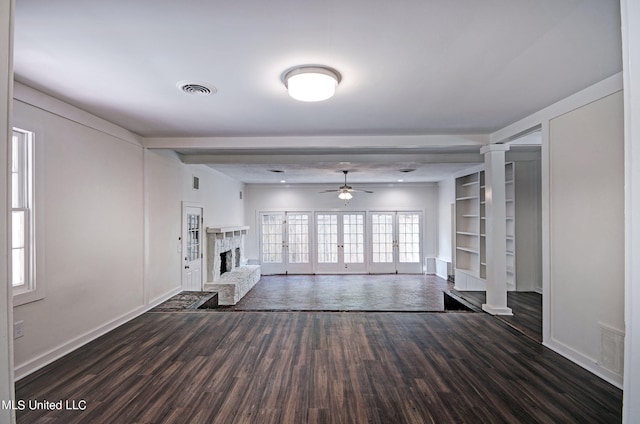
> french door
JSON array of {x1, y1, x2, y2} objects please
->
[
  {"x1": 182, "y1": 204, "x2": 203, "y2": 291},
  {"x1": 369, "y1": 211, "x2": 423, "y2": 274},
  {"x1": 315, "y1": 212, "x2": 366, "y2": 273},
  {"x1": 260, "y1": 212, "x2": 312, "y2": 274}
]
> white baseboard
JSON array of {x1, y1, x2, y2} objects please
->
[
  {"x1": 543, "y1": 338, "x2": 623, "y2": 389},
  {"x1": 14, "y1": 286, "x2": 182, "y2": 381}
]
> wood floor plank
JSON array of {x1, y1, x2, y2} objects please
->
[{"x1": 16, "y1": 311, "x2": 621, "y2": 424}]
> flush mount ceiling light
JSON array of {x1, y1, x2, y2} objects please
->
[{"x1": 283, "y1": 66, "x2": 341, "y2": 102}]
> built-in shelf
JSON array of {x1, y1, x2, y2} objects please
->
[
  {"x1": 457, "y1": 231, "x2": 478, "y2": 236},
  {"x1": 455, "y1": 163, "x2": 522, "y2": 289}
]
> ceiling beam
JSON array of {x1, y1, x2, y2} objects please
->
[
  {"x1": 179, "y1": 152, "x2": 483, "y2": 165},
  {"x1": 142, "y1": 134, "x2": 489, "y2": 150}
]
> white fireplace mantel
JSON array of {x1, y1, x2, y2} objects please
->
[
  {"x1": 207, "y1": 225, "x2": 249, "y2": 234},
  {"x1": 206, "y1": 225, "x2": 249, "y2": 282},
  {"x1": 206, "y1": 226, "x2": 249, "y2": 241}
]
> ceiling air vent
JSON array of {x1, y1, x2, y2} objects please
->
[{"x1": 177, "y1": 80, "x2": 216, "y2": 96}]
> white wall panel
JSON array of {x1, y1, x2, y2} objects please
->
[{"x1": 548, "y1": 91, "x2": 625, "y2": 384}]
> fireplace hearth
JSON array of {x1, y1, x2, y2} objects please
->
[{"x1": 205, "y1": 225, "x2": 261, "y2": 305}]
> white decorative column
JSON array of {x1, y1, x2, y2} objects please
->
[{"x1": 481, "y1": 144, "x2": 512, "y2": 315}]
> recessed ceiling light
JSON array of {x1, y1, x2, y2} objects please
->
[
  {"x1": 283, "y1": 66, "x2": 341, "y2": 102},
  {"x1": 280, "y1": 180, "x2": 286, "y2": 183},
  {"x1": 176, "y1": 80, "x2": 217, "y2": 96},
  {"x1": 398, "y1": 179, "x2": 404, "y2": 182}
]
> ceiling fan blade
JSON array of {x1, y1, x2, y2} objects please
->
[
  {"x1": 350, "y1": 188, "x2": 374, "y2": 193},
  {"x1": 319, "y1": 189, "x2": 340, "y2": 193}
]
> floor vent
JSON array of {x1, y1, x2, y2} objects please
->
[{"x1": 600, "y1": 323, "x2": 624, "y2": 376}]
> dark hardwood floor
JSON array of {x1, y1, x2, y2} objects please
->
[
  {"x1": 16, "y1": 311, "x2": 621, "y2": 423},
  {"x1": 218, "y1": 274, "x2": 454, "y2": 311},
  {"x1": 454, "y1": 290, "x2": 543, "y2": 342}
]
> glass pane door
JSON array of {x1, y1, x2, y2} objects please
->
[
  {"x1": 315, "y1": 212, "x2": 366, "y2": 273},
  {"x1": 369, "y1": 211, "x2": 423, "y2": 274},
  {"x1": 396, "y1": 212, "x2": 423, "y2": 273},
  {"x1": 260, "y1": 213, "x2": 285, "y2": 274},
  {"x1": 260, "y1": 212, "x2": 312, "y2": 274},
  {"x1": 343, "y1": 213, "x2": 365, "y2": 269},
  {"x1": 286, "y1": 212, "x2": 312, "y2": 273},
  {"x1": 370, "y1": 212, "x2": 396, "y2": 273}
]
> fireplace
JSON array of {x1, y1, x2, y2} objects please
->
[
  {"x1": 220, "y1": 250, "x2": 233, "y2": 275},
  {"x1": 206, "y1": 226, "x2": 249, "y2": 282}
]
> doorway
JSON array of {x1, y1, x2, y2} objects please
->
[
  {"x1": 259, "y1": 211, "x2": 313, "y2": 274},
  {"x1": 315, "y1": 211, "x2": 366, "y2": 273},
  {"x1": 182, "y1": 204, "x2": 203, "y2": 291},
  {"x1": 369, "y1": 211, "x2": 423, "y2": 274}
]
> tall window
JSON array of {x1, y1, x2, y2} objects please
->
[{"x1": 11, "y1": 128, "x2": 34, "y2": 293}]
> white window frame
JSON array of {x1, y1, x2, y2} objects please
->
[{"x1": 12, "y1": 126, "x2": 45, "y2": 306}]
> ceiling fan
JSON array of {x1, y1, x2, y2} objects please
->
[{"x1": 320, "y1": 170, "x2": 374, "y2": 200}]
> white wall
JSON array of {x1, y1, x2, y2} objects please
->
[
  {"x1": 0, "y1": 0, "x2": 15, "y2": 420},
  {"x1": 491, "y1": 74, "x2": 625, "y2": 387},
  {"x1": 244, "y1": 183, "x2": 439, "y2": 266},
  {"x1": 145, "y1": 149, "x2": 245, "y2": 301},
  {"x1": 548, "y1": 91, "x2": 625, "y2": 385},
  {"x1": 12, "y1": 96, "x2": 146, "y2": 378},
  {"x1": 622, "y1": 0, "x2": 640, "y2": 420},
  {"x1": 11, "y1": 86, "x2": 246, "y2": 379},
  {"x1": 437, "y1": 177, "x2": 455, "y2": 265}
]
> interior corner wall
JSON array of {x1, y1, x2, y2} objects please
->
[
  {"x1": 145, "y1": 149, "x2": 184, "y2": 302},
  {"x1": 243, "y1": 183, "x2": 439, "y2": 265},
  {"x1": 437, "y1": 177, "x2": 455, "y2": 265},
  {"x1": 145, "y1": 150, "x2": 246, "y2": 301},
  {"x1": 0, "y1": 0, "x2": 15, "y2": 418},
  {"x1": 548, "y1": 90, "x2": 625, "y2": 385}
]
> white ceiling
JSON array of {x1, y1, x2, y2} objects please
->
[{"x1": 13, "y1": 0, "x2": 621, "y2": 183}]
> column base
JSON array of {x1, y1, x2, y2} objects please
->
[{"x1": 482, "y1": 304, "x2": 513, "y2": 316}]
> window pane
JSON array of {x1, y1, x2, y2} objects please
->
[
  {"x1": 288, "y1": 214, "x2": 309, "y2": 264},
  {"x1": 371, "y1": 213, "x2": 393, "y2": 263},
  {"x1": 11, "y1": 129, "x2": 34, "y2": 292},
  {"x1": 12, "y1": 210, "x2": 25, "y2": 249},
  {"x1": 12, "y1": 248, "x2": 25, "y2": 287},
  {"x1": 262, "y1": 214, "x2": 283, "y2": 263},
  {"x1": 317, "y1": 214, "x2": 338, "y2": 263},
  {"x1": 343, "y1": 213, "x2": 364, "y2": 264},
  {"x1": 399, "y1": 213, "x2": 420, "y2": 263}
]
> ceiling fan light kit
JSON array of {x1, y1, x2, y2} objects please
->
[
  {"x1": 338, "y1": 191, "x2": 353, "y2": 200},
  {"x1": 321, "y1": 170, "x2": 373, "y2": 200},
  {"x1": 284, "y1": 66, "x2": 341, "y2": 102}
]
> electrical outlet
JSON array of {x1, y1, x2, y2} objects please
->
[{"x1": 14, "y1": 321, "x2": 24, "y2": 339}]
